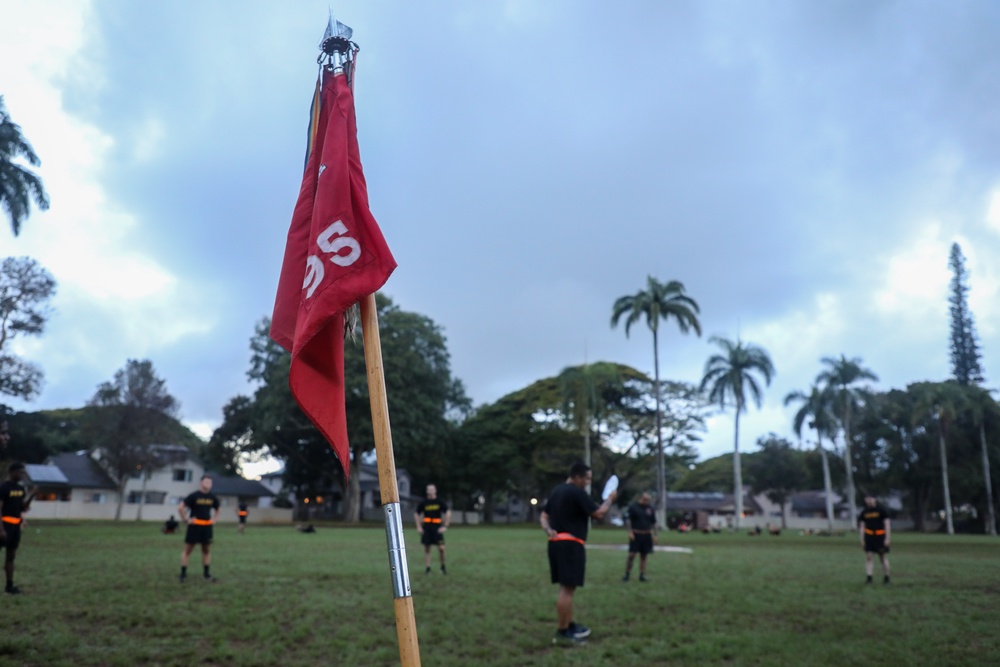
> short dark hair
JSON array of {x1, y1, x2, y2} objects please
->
[
  {"x1": 569, "y1": 461, "x2": 591, "y2": 479},
  {"x1": 8, "y1": 462, "x2": 24, "y2": 473},
  {"x1": 201, "y1": 474, "x2": 212, "y2": 481}
]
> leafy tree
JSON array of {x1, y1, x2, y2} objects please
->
[
  {"x1": 700, "y1": 336, "x2": 775, "y2": 529},
  {"x1": 948, "y1": 243, "x2": 984, "y2": 386},
  {"x1": 747, "y1": 434, "x2": 807, "y2": 528},
  {"x1": 785, "y1": 384, "x2": 837, "y2": 529},
  {"x1": 817, "y1": 355, "x2": 878, "y2": 523},
  {"x1": 0, "y1": 256, "x2": 56, "y2": 401},
  {"x1": 557, "y1": 361, "x2": 623, "y2": 479},
  {"x1": 0, "y1": 97, "x2": 49, "y2": 237},
  {"x1": 611, "y1": 276, "x2": 701, "y2": 526},
  {"x1": 214, "y1": 295, "x2": 470, "y2": 522},
  {"x1": 85, "y1": 359, "x2": 179, "y2": 520}
]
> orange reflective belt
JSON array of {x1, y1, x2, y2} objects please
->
[
  {"x1": 549, "y1": 532, "x2": 585, "y2": 545},
  {"x1": 423, "y1": 518, "x2": 441, "y2": 524},
  {"x1": 191, "y1": 518, "x2": 213, "y2": 526},
  {"x1": 238, "y1": 511, "x2": 248, "y2": 517},
  {"x1": 864, "y1": 528, "x2": 885, "y2": 535},
  {"x1": 1, "y1": 516, "x2": 21, "y2": 525}
]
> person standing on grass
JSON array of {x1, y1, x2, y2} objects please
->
[
  {"x1": 178, "y1": 474, "x2": 221, "y2": 583},
  {"x1": 415, "y1": 484, "x2": 451, "y2": 574},
  {"x1": 0, "y1": 463, "x2": 34, "y2": 594},
  {"x1": 622, "y1": 492, "x2": 657, "y2": 582},
  {"x1": 540, "y1": 461, "x2": 616, "y2": 646},
  {"x1": 236, "y1": 501, "x2": 248, "y2": 534},
  {"x1": 858, "y1": 492, "x2": 891, "y2": 585}
]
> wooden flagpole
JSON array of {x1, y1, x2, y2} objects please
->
[{"x1": 360, "y1": 293, "x2": 422, "y2": 667}]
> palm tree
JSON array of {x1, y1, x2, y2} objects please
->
[
  {"x1": 0, "y1": 96, "x2": 49, "y2": 236},
  {"x1": 966, "y1": 385, "x2": 999, "y2": 536},
  {"x1": 911, "y1": 381, "x2": 967, "y2": 535},
  {"x1": 817, "y1": 355, "x2": 878, "y2": 523},
  {"x1": 611, "y1": 277, "x2": 701, "y2": 526},
  {"x1": 700, "y1": 336, "x2": 775, "y2": 529},
  {"x1": 785, "y1": 384, "x2": 837, "y2": 530},
  {"x1": 557, "y1": 361, "x2": 623, "y2": 490}
]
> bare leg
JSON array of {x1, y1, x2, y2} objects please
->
[
  {"x1": 180, "y1": 542, "x2": 195, "y2": 567},
  {"x1": 201, "y1": 543, "x2": 211, "y2": 567},
  {"x1": 424, "y1": 545, "x2": 432, "y2": 570},
  {"x1": 438, "y1": 544, "x2": 446, "y2": 568},
  {"x1": 556, "y1": 585, "x2": 575, "y2": 630},
  {"x1": 639, "y1": 554, "x2": 649, "y2": 576},
  {"x1": 624, "y1": 552, "x2": 636, "y2": 577},
  {"x1": 4, "y1": 551, "x2": 15, "y2": 587}
]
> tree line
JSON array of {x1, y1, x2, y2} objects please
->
[{"x1": 1, "y1": 93, "x2": 996, "y2": 532}]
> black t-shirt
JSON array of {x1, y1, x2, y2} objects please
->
[
  {"x1": 858, "y1": 505, "x2": 888, "y2": 531},
  {"x1": 184, "y1": 491, "x2": 220, "y2": 521},
  {"x1": 238, "y1": 502, "x2": 248, "y2": 515},
  {"x1": 416, "y1": 499, "x2": 448, "y2": 525},
  {"x1": 544, "y1": 483, "x2": 598, "y2": 541},
  {"x1": 0, "y1": 480, "x2": 27, "y2": 519},
  {"x1": 626, "y1": 503, "x2": 656, "y2": 531}
]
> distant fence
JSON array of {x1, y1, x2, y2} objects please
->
[{"x1": 25, "y1": 500, "x2": 293, "y2": 524}]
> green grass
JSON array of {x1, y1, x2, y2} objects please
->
[{"x1": 2, "y1": 522, "x2": 999, "y2": 666}]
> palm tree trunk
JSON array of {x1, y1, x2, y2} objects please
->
[
  {"x1": 136, "y1": 471, "x2": 148, "y2": 521},
  {"x1": 817, "y1": 431, "x2": 834, "y2": 531},
  {"x1": 115, "y1": 480, "x2": 125, "y2": 521},
  {"x1": 652, "y1": 329, "x2": 666, "y2": 530},
  {"x1": 842, "y1": 402, "x2": 858, "y2": 523},
  {"x1": 980, "y1": 422, "x2": 997, "y2": 537},
  {"x1": 733, "y1": 407, "x2": 743, "y2": 530},
  {"x1": 938, "y1": 411, "x2": 954, "y2": 535},
  {"x1": 344, "y1": 459, "x2": 361, "y2": 523}
]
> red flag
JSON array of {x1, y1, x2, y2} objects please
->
[{"x1": 270, "y1": 68, "x2": 396, "y2": 476}]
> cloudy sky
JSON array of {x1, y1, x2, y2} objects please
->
[{"x1": 3, "y1": 1, "x2": 1000, "y2": 473}]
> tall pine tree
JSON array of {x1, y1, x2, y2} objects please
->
[{"x1": 948, "y1": 243, "x2": 984, "y2": 385}]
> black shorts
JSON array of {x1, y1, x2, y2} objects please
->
[
  {"x1": 548, "y1": 540, "x2": 586, "y2": 588},
  {"x1": 185, "y1": 524, "x2": 214, "y2": 545},
  {"x1": 629, "y1": 533, "x2": 654, "y2": 555},
  {"x1": 238, "y1": 516, "x2": 247, "y2": 524},
  {"x1": 0, "y1": 524, "x2": 21, "y2": 551},
  {"x1": 421, "y1": 527, "x2": 444, "y2": 546},
  {"x1": 863, "y1": 535, "x2": 888, "y2": 554}
]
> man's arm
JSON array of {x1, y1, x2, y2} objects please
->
[
  {"x1": 442, "y1": 508, "x2": 452, "y2": 532},
  {"x1": 591, "y1": 491, "x2": 616, "y2": 520},
  {"x1": 178, "y1": 500, "x2": 188, "y2": 523},
  {"x1": 884, "y1": 517, "x2": 891, "y2": 545},
  {"x1": 414, "y1": 510, "x2": 423, "y2": 534},
  {"x1": 858, "y1": 518, "x2": 865, "y2": 546},
  {"x1": 540, "y1": 510, "x2": 555, "y2": 539}
]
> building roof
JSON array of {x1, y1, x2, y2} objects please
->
[
  {"x1": 24, "y1": 463, "x2": 69, "y2": 486},
  {"x1": 209, "y1": 476, "x2": 273, "y2": 498},
  {"x1": 666, "y1": 491, "x2": 762, "y2": 513},
  {"x1": 47, "y1": 452, "x2": 116, "y2": 489}
]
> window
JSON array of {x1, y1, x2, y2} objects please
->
[
  {"x1": 127, "y1": 491, "x2": 143, "y2": 504},
  {"x1": 85, "y1": 493, "x2": 106, "y2": 504},
  {"x1": 144, "y1": 491, "x2": 167, "y2": 505},
  {"x1": 172, "y1": 469, "x2": 193, "y2": 482}
]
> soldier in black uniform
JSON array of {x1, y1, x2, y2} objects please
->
[
  {"x1": 414, "y1": 484, "x2": 451, "y2": 574},
  {"x1": 858, "y1": 492, "x2": 891, "y2": 585},
  {"x1": 178, "y1": 474, "x2": 221, "y2": 583},
  {"x1": 0, "y1": 463, "x2": 34, "y2": 594},
  {"x1": 540, "y1": 462, "x2": 616, "y2": 646},
  {"x1": 237, "y1": 501, "x2": 248, "y2": 534},
  {"x1": 622, "y1": 492, "x2": 657, "y2": 582}
]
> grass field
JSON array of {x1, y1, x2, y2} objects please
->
[{"x1": 1, "y1": 522, "x2": 999, "y2": 666}]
